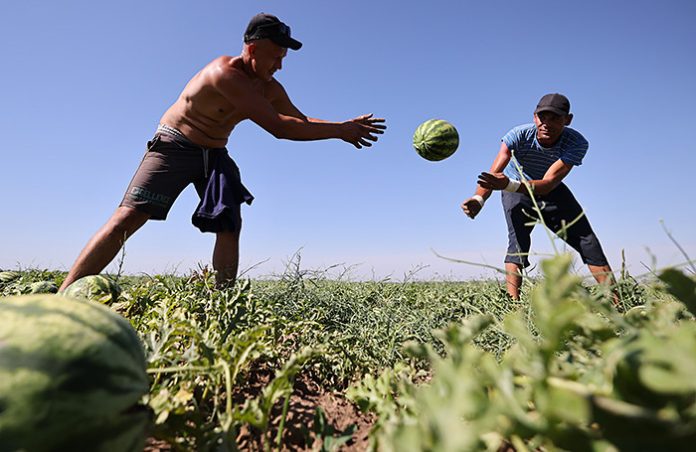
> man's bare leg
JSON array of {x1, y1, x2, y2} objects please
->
[
  {"x1": 588, "y1": 264, "x2": 613, "y2": 285},
  {"x1": 506, "y1": 262, "x2": 524, "y2": 300},
  {"x1": 213, "y1": 228, "x2": 241, "y2": 288},
  {"x1": 588, "y1": 264, "x2": 620, "y2": 306},
  {"x1": 59, "y1": 206, "x2": 150, "y2": 290}
]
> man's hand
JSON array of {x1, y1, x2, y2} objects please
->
[
  {"x1": 477, "y1": 172, "x2": 509, "y2": 190},
  {"x1": 341, "y1": 114, "x2": 386, "y2": 149},
  {"x1": 461, "y1": 197, "x2": 483, "y2": 219}
]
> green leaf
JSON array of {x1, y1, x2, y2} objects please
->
[
  {"x1": 659, "y1": 269, "x2": 696, "y2": 316},
  {"x1": 546, "y1": 384, "x2": 591, "y2": 425},
  {"x1": 638, "y1": 326, "x2": 696, "y2": 395}
]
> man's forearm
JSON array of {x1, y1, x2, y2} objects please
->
[
  {"x1": 274, "y1": 115, "x2": 342, "y2": 141},
  {"x1": 475, "y1": 185, "x2": 494, "y2": 200},
  {"x1": 474, "y1": 144, "x2": 512, "y2": 200},
  {"x1": 518, "y1": 160, "x2": 572, "y2": 195},
  {"x1": 515, "y1": 178, "x2": 559, "y2": 196}
]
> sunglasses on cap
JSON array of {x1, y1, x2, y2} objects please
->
[{"x1": 246, "y1": 22, "x2": 292, "y2": 40}]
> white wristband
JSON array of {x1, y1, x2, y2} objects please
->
[
  {"x1": 504, "y1": 178, "x2": 522, "y2": 192},
  {"x1": 472, "y1": 194, "x2": 485, "y2": 207}
]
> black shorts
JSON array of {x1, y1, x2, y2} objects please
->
[
  {"x1": 501, "y1": 183, "x2": 609, "y2": 268},
  {"x1": 120, "y1": 131, "x2": 252, "y2": 223}
]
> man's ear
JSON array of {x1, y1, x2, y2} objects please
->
[
  {"x1": 247, "y1": 42, "x2": 257, "y2": 57},
  {"x1": 565, "y1": 113, "x2": 573, "y2": 126}
]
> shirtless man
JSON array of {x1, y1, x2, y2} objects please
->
[{"x1": 59, "y1": 13, "x2": 386, "y2": 290}]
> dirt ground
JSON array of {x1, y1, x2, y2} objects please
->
[{"x1": 144, "y1": 369, "x2": 375, "y2": 451}]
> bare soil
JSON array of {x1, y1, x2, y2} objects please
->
[{"x1": 144, "y1": 368, "x2": 375, "y2": 451}]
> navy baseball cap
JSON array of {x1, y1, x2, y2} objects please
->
[
  {"x1": 244, "y1": 13, "x2": 302, "y2": 50},
  {"x1": 534, "y1": 93, "x2": 571, "y2": 116}
]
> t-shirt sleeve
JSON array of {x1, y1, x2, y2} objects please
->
[
  {"x1": 560, "y1": 131, "x2": 588, "y2": 166},
  {"x1": 501, "y1": 127, "x2": 521, "y2": 151}
]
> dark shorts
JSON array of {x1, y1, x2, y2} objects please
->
[
  {"x1": 501, "y1": 183, "x2": 609, "y2": 268},
  {"x1": 120, "y1": 131, "x2": 251, "y2": 223}
]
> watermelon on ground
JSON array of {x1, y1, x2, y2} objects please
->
[
  {"x1": 0, "y1": 294, "x2": 150, "y2": 451},
  {"x1": 0, "y1": 271, "x2": 20, "y2": 284},
  {"x1": 60, "y1": 275, "x2": 122, "y2": 304},
  {"x1": 412, "y1": 119, "x2": 459, "y2": 161},
  {"x1": 29, "y1": 281, "x2": 58, "y2": 294}
]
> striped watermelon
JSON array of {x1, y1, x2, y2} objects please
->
[
  {"x1": 0, "y1": 294, "x2": 150, "y2": 451},
  {"x1": 60, "y1": 275, "x2": 121, "y2": 304},
  {"x1": 29, "y1": 281, "x2": 58, "y2": 294},
  {"x1": 412, "y1": 119, "x2": 459, "y2": 161},
  {"x1": 0, "y1": 271, "x2": 20, "y2": 284}
]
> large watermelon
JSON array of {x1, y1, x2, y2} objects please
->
[
  {"x1": 0, "y1": 294, "x2": 150, "y2": 451},
  {"x1": 29, "y1": 281, "x2": 58, "y2": 294},
  {"x1": 412, "y1": 119, "x2": 459, "y2": 161},
  {"x1": 60, "y1": 274, "x2": 122, "y2": 304},
  {"x1": 0, "y1": 271, "x2": 20, "y2": 284}
]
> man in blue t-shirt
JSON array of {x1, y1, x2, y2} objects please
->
[{"x1": 461, "y1": 93, "x2": 615, "y2": 300}]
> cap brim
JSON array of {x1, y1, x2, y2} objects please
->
[
  {"x1": 534, "y1": 106, "x2": 567, "y2": 116},
  {"x1": 270, "y1": 35, "x2": 302, "y2": 50}
]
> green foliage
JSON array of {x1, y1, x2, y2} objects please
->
[
  {"x1": 0, "y1": 269, "x2": 64, "y2": 296},
  {"x1": 252, "y1": 266, "x2": 518, "y2": 385},
  {"x1": 2, "y1": 257, "x2": 689, "y2": 450},
  {"x1": 659, "y1": 268, "x2": 696, "y2": 316},
  {"x1": 346, "y1": 362, "x2": 422, "y2": 447},
  {"x1": 350, "y1": 255, "x2": 696, "y2": 451}
]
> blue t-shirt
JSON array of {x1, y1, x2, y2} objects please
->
[{"x1": 501, "y1": 124, "x2": 588, "y2": 181}]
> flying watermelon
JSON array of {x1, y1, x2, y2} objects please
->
[{"x1": 412, "y1": 119, "x2": 459, "y2": 161}]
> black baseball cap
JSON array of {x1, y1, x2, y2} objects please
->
[
  {"x1": 534, "y1": 93, "x2": 571, "y2": 116},
  {"x1": 244, "y1": 13, "x2": 302, "y2": 51}
]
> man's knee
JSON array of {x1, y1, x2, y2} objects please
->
[
  {"x1": 217, "y1": 223, "x2": 242, "y2": 241},
  {"x1": 107, "y1": 207, "x2": 150, "y2": 238},
  {"x1": 215, "y1": 233, "x2": 240, "y2": 254}
]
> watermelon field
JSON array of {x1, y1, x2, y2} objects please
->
[{"x1": 1, "y1": 253, "x2": 695, "y2": 451}]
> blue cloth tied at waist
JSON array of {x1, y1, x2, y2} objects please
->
[
  {"x1": 192, "y1": 149, "x2": 254, "y2": 233},
  {"x1": 155, "y1": 124, "x2": 254, "y2": 233}
]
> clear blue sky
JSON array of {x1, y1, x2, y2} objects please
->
[{"x1": 1, "y1": 0, "x2": 694, "y2": 281}]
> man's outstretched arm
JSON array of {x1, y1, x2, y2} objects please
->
[
  {"x1": 267, "y1": 80, "x2": 386, "y2": 148},
  {"x1": 461, "y1": 142, "x2": 512, "y2": 219},
  {"x1": 477, "y1": 158, "x2": 572, "y2": 196},
  {"x1": 218, "y1": 72, "x2": 385, "y2": 148}
]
